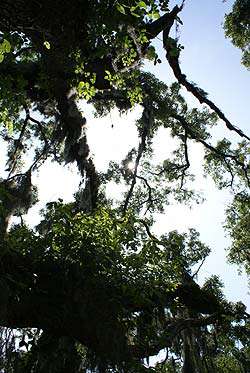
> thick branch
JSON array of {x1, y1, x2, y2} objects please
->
[
  {"x1": 164, "y1": 40, "x2": 250, "y2": 141},
  {"x1": 145, "y1": 5, "x2": 183, "y2": 40}
]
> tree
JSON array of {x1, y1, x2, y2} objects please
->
[
  {"x1": 224, "y1": 0, "x2": 250, "y2": 69},
  {"x1": 225, "y1": 192, "x2": 250, "y2": 279},
  {"x1": 0, "y1": 0, "x2": 249, "y2": 372}
]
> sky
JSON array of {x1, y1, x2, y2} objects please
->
[
  {"x1": 1, "y1": 0, "x2": 249, "y2": 308},
  {"x1": 146, "y1": 0, "x2": 250, "y2": 305}
]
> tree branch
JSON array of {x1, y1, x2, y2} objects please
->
[
  {"x1": 164, "y1": 40, "x2": 250, "y2": 141},
  {"x1": 130, "y1": 313, "x2": 219, "y2": 359},
  {"x1": 170, "y1": 112, "x2": 250, "y2": 187},
  {"x1": 145, "y1": 5, "x2": 183, "y2": 40},
  {"x1": 123, "y1": 100, "x2": 154, "y2": 214}
]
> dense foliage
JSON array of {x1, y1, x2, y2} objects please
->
[
  {"x1": 0, "y1": 0, "x2": 249, "y2": 372},
  {"x1": 224, "y1": 0, "x2": 250, "y2": 69}
]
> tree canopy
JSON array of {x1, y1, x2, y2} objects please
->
[
  {"x1": 0, "y1": 0, "x2": 249, "y2": 372},
  {"x1": 224, "y1": 0, "x2": 250, "y2": 69}
]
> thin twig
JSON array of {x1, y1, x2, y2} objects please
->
[
  {"x1": 122, "y1": 100, "x2": 153, "y2": 214},
  {"x1": 27, "y1": 114, "x2": 48, "y2": 146},
  {"x1": 192, "y1": 257, "x2": 206, "y2": 279},
  {"x1": 170, "y1": 112, "x2": 250, "y2": 187},
  {"x1": 136, "y1": 175, "x2": 154, "y2": 210}
]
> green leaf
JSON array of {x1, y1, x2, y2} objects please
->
[
  {"x1": 6, "y1": 119, "x2": 13, "y2": 134},
  {"x1": 131, "y1": 11, "x2": 140, "y2": 18},
  {"x1": 2, "y1": 39, "x2": 11, "y2": 53},
  {"x1": 43, "y1": 41, "x2": 51, "y2": 49},
  {"x1": 146, "y1": 46, "x2": 156, "y2": 60},
  {"x1": 117, "y1": 4, "x2": 126, "y2": 15},
  {"x1": 152, "y1": 10, "x2": 160, "y2": 19},
  {"x1": 0, "y1": 39, "x2": 11, "y2": 62},
  {"x1": 138, "y1": 1, "x2": 147, "y2": 9},
  {"x1": 78, "y1": 81, "x2": 85, "y2": 89},
  {"x1": 148, "y1": 10, "x2": 160, "y2": 20}
]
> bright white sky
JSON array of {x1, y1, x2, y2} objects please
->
[{"x1": 1, "y1": 0, "x2": 249, "y2": 308}]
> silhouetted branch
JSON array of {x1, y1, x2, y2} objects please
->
[
  {"x1": 146, "y1": 5, "x2": 183, "y2": 39},
  {"x1": 170, "y1": 112, "x2": 250, "y2": 187},
  {"x1": 123, "y1": 100, "x2": 154, "y2": 214},
  {"x1": 164, "y1": 39, "x2": 250, "y2": 141},
  {"x1": 130, "y1": 313, "x2": 219, "y2": 359}
]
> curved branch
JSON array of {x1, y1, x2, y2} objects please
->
[
  {"x1": 170, "y1": 112, "x2": 250, "y2": 187},
  {"x1": 130, "y1": 313, "x2": 219, "y2": 359},
  {"x1": 145, "y1": 5, "x2": 183, "y2": 40},
  {"x1": 123, "y1": 100, "x2": 154, "y2": 214},
  {"x1": 164, "y1": 40, "x2": 250, "y2": 141}
]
